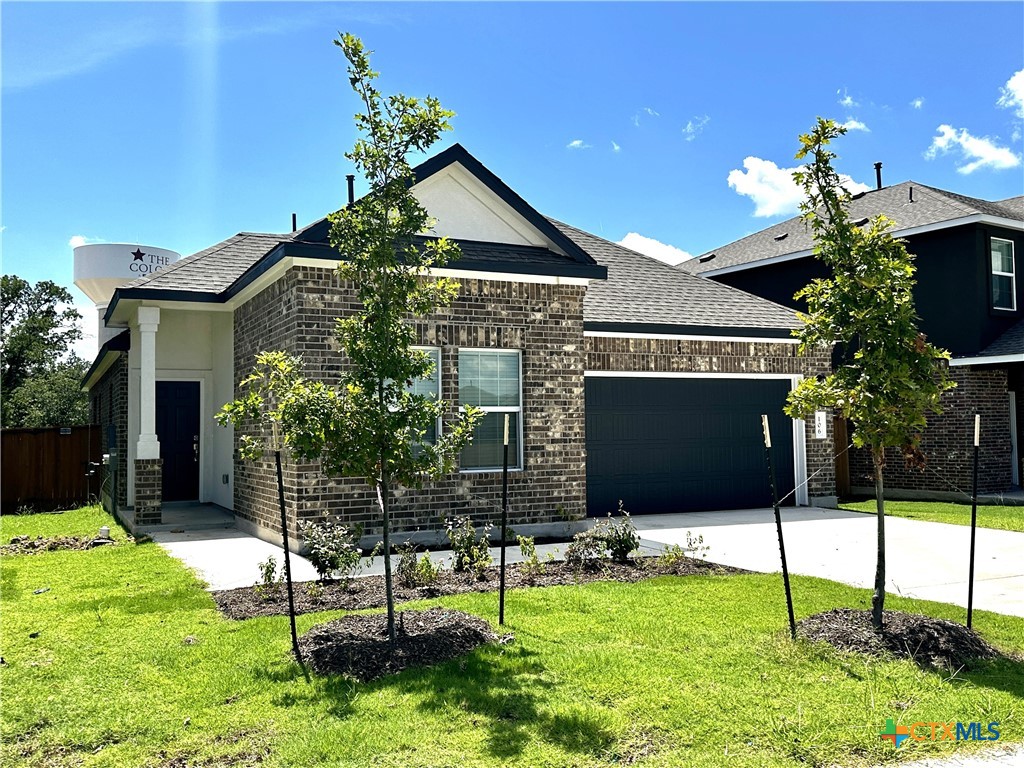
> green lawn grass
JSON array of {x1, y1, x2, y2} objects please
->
[
  {"x1": 841, "y1": 500, "x2": 1024, "y2": 533},
  {"x1": 2, "y1": 507, "x2": 1022, "y2": 768},
  {"x1": 1, "y1": 504, "x2": 123, "y2": 541}
]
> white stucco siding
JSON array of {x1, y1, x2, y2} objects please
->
[{"x1": 413, "y1": 164, "x2": 554, "y2": 248}]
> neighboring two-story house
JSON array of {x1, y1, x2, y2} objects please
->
[
  {"x1": 84, "y1": 144, "x2": 836, "y2": 546},
  {"x1": 684, "y1": 180, "x2": 1024, "y2": 498}
]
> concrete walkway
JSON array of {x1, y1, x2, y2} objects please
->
[
  {"x1": 633, "y1": 508, "x2": 1024, "y2": 618},
  {"x1": 152, "y1": 528, "x2": 321, "y2": 590},
  {"x1": 151, "y1": 527, "x2": 567, "y2": 592},
  {"x1": 153, "y1": 506, "x2": 1023, "y2": 617}
]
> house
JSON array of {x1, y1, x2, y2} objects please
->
[
  {"x1": 83, "y1": 144, "x2": 836, "y2": 547},
  {"x1": 684, "y1": 178, "x2": 1024, "y2": 498}
]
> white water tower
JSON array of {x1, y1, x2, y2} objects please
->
[{"x1": 73, "y1": 243, "x2": 181, "y2": 350}]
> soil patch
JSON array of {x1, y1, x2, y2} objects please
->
[
  {"x1": 213, "y1": 556, "x2": 741, "y2": 620},
  {"x1": 1, "y1": 534, "x2": 117, "y2": 555},
  {"x1": 299, "y1": 607, "x2": 502, "y2": 681},
  {"x1": 797, "y1": 608, "x2": 1006, "y2": 671}
]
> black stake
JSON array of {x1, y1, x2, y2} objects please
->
[
  {"x1": 273, "y1": 424, "x2": 302, "y2": 664},
  {"x1": 499, "y1": 414, "x2": 510, "y2": 626},
  {"x1": 967, "y1": 414, "x2": 980, "y2": 630},
  {"x1": 763, "y1": 415, "x2": 796, "y2": 640}
]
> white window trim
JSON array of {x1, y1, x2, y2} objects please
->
[
  {"x1": 991, "y1": 237, "x2": 1016, "y2": 312},
  {"x1": 408, "y1": 345, "x2": 441, "y2": 445},
  {"x1": 458, "y1": 347, "x2": 524, "y2": 473}
]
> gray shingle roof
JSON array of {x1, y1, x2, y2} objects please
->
[
  {"x1": 685, "y1": 182, "x2": 1024, "y2": 276},
  {"x1": 977, "y1": 319, "x2": 1024, "y2": 358},
  {"x1": 122, "y1": 232, "x2": 292, "y2": 294},
  {"x1": 550, "y1": 219, "x2": 800, "y2": 331}
]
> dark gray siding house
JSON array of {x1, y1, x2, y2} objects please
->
[
  {"x1": 84, "y1": 144, "x2": 834, "y2": 547},
  {"x1": 685, "y1": 180, "x2": 1024, "y2": 498}
]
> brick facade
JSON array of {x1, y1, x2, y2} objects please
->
[
  {"x1": 848, "y1": 366, "x2": 1013, "y2": 496},
  {"x1": 233, "y1": 267, "x2": 588, "y2": 539},
  {"x1": 133, "y1": 459, "x2": 163, "y2": 525},
  {"x1": 585, "y1": 336, "x2": 837, "y2": 501},
  {"x1": 89, "y1": 355, "x2": 129, "y2": 510}
]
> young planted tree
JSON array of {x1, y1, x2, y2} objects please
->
[
  {"x1": 784, "y1": 118, "x2": 954, "y2": 630},
  {"x1": 218, "y1": 34, "x2": 479, "y2": 644}
]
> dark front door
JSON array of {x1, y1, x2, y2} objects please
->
[
  {"x1": 585, "y1": 376, "x2": 796, "y2": 515},
  {"x1": 156, "y1": 381, "x2": 200, "y2": 502}
]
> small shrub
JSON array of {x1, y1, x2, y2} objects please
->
[
  {"x1": 299, "y1": 520, "x2": 362, "y2": 582},
  {"x1": 445, "y1": 516, "x2": 492, "y2": 579},
  {"x1": 565, "y1": 528, "x2": 607, "y2": 571},
  {"x1": 596, "y1": 501, "x2": 639, "y2": 564},
  {"x1": 396, "y1": 540, "x2": 442, "y2": 588},
  {"x1": 658, "y1": 532, "x2": 710, "y2": 568},
  {"x1": 517, "y1": 535, "x2": 545, "y2": 582},
  {"x1": 254, "y1": 555, "x2": 279, "y2": 600},
  {"x1": 306, "y1": 580, "x2": 325, "y2": 602}
]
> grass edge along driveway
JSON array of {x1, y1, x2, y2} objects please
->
[
  {"x1": 840, "y1": 499, "x2": 1024, "y2": 533},
  {"x1": 1, "y1": 506, "x2": 1022, "y2": 768}
]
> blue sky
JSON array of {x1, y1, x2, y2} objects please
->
[{"x1": 2, "y1": 2, "x2": 1023, "y2": 354}]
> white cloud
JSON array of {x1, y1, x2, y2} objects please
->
[
  {"x1": 682, "y1": 115, "x2": 710, "y2": 141},
  {"x1": 727, "y1": 158, "x2": 805, "y2": 217},
  {"x1": 611, "y1": 141, "x2": 621, "y2": 153},
  {"x1": 997, "y1": 68, "x2": 1024, "y2": 118},
  {"x1": 566, "y1": 139, "x2": 591, "y2": 150},
  {"x1": 837, "y1": 88, "x2": 858, "y2": 108},
  {"x1": 841, "y1": 118, "x2": 870, "y2": 132},
  {"x1": 68, "y1": 234, "x2": 103, "y2": 248},
  {"x1": 728, "y1": 157, "x2": 871, "y2": 218},
  {"x1": 644, "y1": 107, "x2": 660, "y2": 117},
  {"x1": 910, "y1": 97, "x2": 925, "y2": 110},
  {"x1": 617, "y1": 232, "x2": 693, "y2": 265},
  {"x1": 925, "y1": 124, "x2": 1021, "y2": 174}
]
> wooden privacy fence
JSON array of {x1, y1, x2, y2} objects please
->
[{"x1": 1, "y1": 426, "x2": 102, "y2": 513}]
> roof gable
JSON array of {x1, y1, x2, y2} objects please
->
[
  {"x1": 686, "y1": 180, "x2": 1024, "y2": 276},
  {"x1": 295, "y1": 144, "x2": 596, "y2": 266}
]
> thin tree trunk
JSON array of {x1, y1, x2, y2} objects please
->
[
  {"x1": 872, "y1": 449, "x2": 886, "y2": 631},
  {"x1": 376, "y1": 473, "x2": 397, "y2": 645}
]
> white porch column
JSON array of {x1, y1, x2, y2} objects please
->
[{"x1": 135, "y1": 306, "x2": 161, "y2": 460}]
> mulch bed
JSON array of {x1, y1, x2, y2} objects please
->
[
  {"x1": 797, "y1": 608, "x2": 1006, "y2": 671},
  {"x1": 213, "y1": 556, "x2": 741, "y2": 620},
  {"x1": 0, "y1": 534, "x2": 117, "y2": 555},
  {"x1": 299, "y1": 607, "x2": 506, "y2": 681}
]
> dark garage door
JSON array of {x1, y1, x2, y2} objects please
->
[{"x1": 586, "y1": 376, "x2": 796, "y2": 515}]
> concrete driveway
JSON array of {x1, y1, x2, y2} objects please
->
[{"x1": 633, "y1": 507, "x2": 1024, "y2": 618}]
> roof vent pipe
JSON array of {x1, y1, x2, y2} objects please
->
[
  {"x1": 291, "y1": 213, "x2": 297, "y2": 232},
  {"x1": 874, "y1": 162, "x2": 883, "y2": 190},
  {"x1": 346, "y1": 174, "x2": 355, "y2": 206},
  {"x1": 909, "y1": 186, "x2": 914, "y2": 203}
]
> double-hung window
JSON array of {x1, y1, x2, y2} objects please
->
[
  {"x1": 992, "y1": 238, "x2": 1016, "y2": 311},
  {"x1": 458, "y1": 349, "x2": 522, "y2": 471},
  {"x1": 408, "y1": 347, "x2": 441, "y2": 446}
]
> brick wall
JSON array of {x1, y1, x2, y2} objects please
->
[
  {"x1": 233, "y1": 267, "x2": 588, "y2": 539},
  {"x1": 134, "y1": 459, "x2": 163, "y2": 525},
  {"x1": 847, "y1": 366, "x2": 1012, "y2": 496},
  {"x1": 89, "y1": 356, "x2": 129, "y2": 509},
  {"x1": 585, "y1": 336, "x2": 837, "y2": 500}
]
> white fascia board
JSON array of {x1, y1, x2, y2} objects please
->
[
  {"x1": 584, "y1": 330, "x2": 800, "y2": 344},
  {"x1": 701, "y1": 214, "x2": 1024, "y2": 278},
  {"x1": 950, "y1": 353, "x2": 1024, "y2": 366}
]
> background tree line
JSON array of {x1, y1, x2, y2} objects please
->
[{"x1": 1, "y1": 275, "x2": 90, "y2": 428}]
